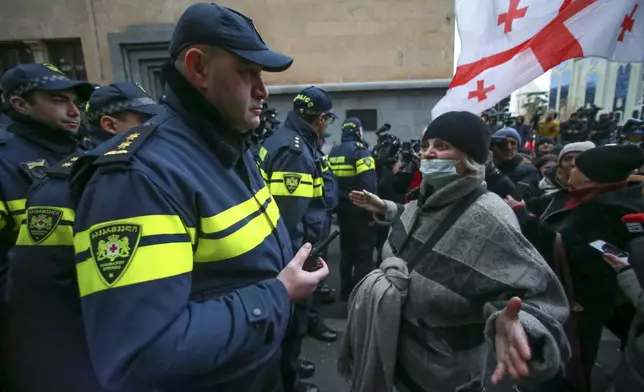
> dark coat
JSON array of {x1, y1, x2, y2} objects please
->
[{"x1": 515, "y1": 183, "x2": 644, "y2": 381}]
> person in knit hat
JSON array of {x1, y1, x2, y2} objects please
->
[
  {"x1": 554, "y1": 141, "x2": 596, "y2": 187},
  {"x1": 571, "y1": 144, "x2": 644, "y2": 189},
  {"x1": 535, "y1": 137, "x2": 556, "y2": 157},
  {"x1": 341, "y1": 111, "x2": 569, "y2": 392},
  {"x1": 491, "y1": 128, "x2": 540, "y2": 197},
  {"x1": 507, "y1": 145, "x2": 644, "y2": 390}
]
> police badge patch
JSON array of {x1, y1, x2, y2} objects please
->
[
  {"x1": 27, "y1": 208, "x2": 63, "y2": 244},
  {"x1": 20, "y1": 159, "x2": 48, "y2": 182},
  {"x1": 89, "y1": 223, "x2": 142, "y2": 286},
  {"x1": 364, "y1": 157, "x2": 373, "y2": 168},
  {"x1": 283, "y1": 174, "x2": 302, "y2": 194}
]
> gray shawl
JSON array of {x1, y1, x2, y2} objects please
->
[
  {"x1": 339, "y1": 170, "x2": 570, "y2": 392},
  {"x1": 338, "y1": 257, "x2": 410, "y2": 392}
]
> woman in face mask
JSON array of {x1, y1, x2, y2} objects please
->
[{"x1": 338, "y1": 111, "x2": 569, "y2": 392}]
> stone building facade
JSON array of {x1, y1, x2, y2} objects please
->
[
  {"x1": 549, "y1": 58, "x2": 644, "y2": 124},
  {"x1": 0, "y1": 0, "x2": 454, "y2": 144}
]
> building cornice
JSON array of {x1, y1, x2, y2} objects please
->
[{"x1": 267, "y1": 79, "x2": 452, "y2": 94}]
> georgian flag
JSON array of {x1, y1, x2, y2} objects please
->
[{"x1": 431, "y1": 0, "x2": 644, "y2": 119}]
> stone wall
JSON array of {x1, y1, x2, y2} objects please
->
[{"x1": 0, "y1": 0, "x2": 455, "y2": 86}]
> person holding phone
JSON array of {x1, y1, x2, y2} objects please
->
[{"x1": 505, "y1": 145, "x2": 644, "y2": 391}]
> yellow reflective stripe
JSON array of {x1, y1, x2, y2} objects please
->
[
  {"x1": 7, "y1": 198, "x2": 27, "y2": 227},
  {"x1": 76, "y1": 242, "x2": 193, "y2": 297},
  {"x1": 355, "y1": 157, "x2": 376, "y2": 175},
  {"x1": 195, "y1": 196, "x2": 281, "y2": 262},
  {"x1": 74, "y1": 215, "x2": 191, "y2": 254},
  {"x1": 259, "y1": 146, "x2": 268, "y2": 162},
  {"x1": 16, "y1": 222, "x2": 74, "y2": 246},
  {"x1": 269, "y1": 172, "x2": 324, "y2": 198},
  {"x1": 7, "y1": 199, "x2": 26, "y2": 212},
  {"x1": 31, "y1": 206, "x2": 76, "y2": 222},
  {"x1": 328, "y1": 156, "x2": 345, "y2": 164},
  {"x1": 201, "y1": 186, "x2": 271, "y2": 234},
  {"x1": 329, "y1": 163, "x2": 357, "y2": 178},
  {"x1": 258, "y1": 166, "x2": 269, "y2": 182}
]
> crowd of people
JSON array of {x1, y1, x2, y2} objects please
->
[{"x1": 0, "y1": 2, "x2": 644, "y2": 392}]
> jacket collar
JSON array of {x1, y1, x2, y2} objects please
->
[
  {"x1": 9, "y1": 120, "x2": 80, "y2": 155},
  {"x1": 341, "y1": 131, "x2": 360, "y2": 143},
  {"x1": 161, "y1": 62, "x2": 249, "y2": 168},
  {"x1": 82, "y1": 124, "x2": 114, "y2": 147},
  {"x1": 284, "y1": 111, "x2": 319, "y2": 148}
]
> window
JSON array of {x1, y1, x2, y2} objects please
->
[
  {"x1": 0, "y1": 41, "x2": 34, "y2": 78},
  {"x1": 613, "y1": 63, "x2": 632, "y2": 112},
  {"x1": 46, "y1": 39, "x2": 87, "y2": 80},
  {"x1": 549, "y1": 73, "x2": 560, "y2": 110},
  {"x1": 585, "y1": 72, "x2": 599, "y2": 106},
  {"x1": 345, "y1": 109, "x2": 378, "y2": 131}
]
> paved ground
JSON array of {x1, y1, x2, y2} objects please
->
[{"x1": 300, "y1": 224, "x2": 624, "y2": 392}]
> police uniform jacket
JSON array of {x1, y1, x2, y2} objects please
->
[
  {"x1": 0, "y1": 120, "x2": 90, "y2": 295},
  {"x1": 5, "y1": 151, "x2": 103, "y2": 392},
  {"x1": 328, "y1": 131, "x2": 378, "y2": 212},
  {"x1": 68, "y1": 83, "x2": 292, "y2": 392},
  {"x1": 259, "y1": 111, "x2": 327, "y2": 251}
]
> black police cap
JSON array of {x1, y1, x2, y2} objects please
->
[
  {"x1": 86, "y1": 82, "x2": 164, "y2": 123},
  {"x1": 170, "y1": 3, "x2": 293, "y2": 72},
  {"x1": 1, "y1": 63, "x2": 94, "y2": 101}
]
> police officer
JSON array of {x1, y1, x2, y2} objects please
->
[
  {"x1": 0, "y1": 91, "x2": 11, "y2": 134},
  {"x1": 306, "y1": 131, "x2": 339, "y2": 340},
  {"x1": 328, "y1": 118, "x2": 378, "y2": 300},
  {"x1": 4, "y1": 82, "x2": 163, "y2": 392},
  {"x1": 0, "y1": 63, "x2": 94, "y2": 289},
  {"x1": 260, "y1": 87, "x2": 338, "y2": 392},
  {"x1": 68, "y1": 4, "x2": 328, "y2": 392}
]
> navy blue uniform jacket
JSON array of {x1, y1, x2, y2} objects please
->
[{"x1": 69, "y1": 88, "x2": 293, "y2": 392}]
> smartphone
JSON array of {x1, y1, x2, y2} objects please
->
[
  {"x1": 302, "y1": 230, "x2": 340, "y2": 272},
  {"x1": 510, "y1": 183, "x2": 530, "y2": 201},
  {"x1": 589, "y1": 240, "x2": 629, "y2": 263}
]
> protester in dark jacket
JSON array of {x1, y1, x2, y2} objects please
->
[
  {"x1": 513, "y1": 115, "x2": 532, "y2": 147},
  {"x1": 535, "y1": 137, "x2": 556, "y2": 158},
  {"x1": 591, "y1": 114, "x2": 616, "y2": 146},
  {"x1": 492, "y1": 128, "x2": 540, "y2": 197},
  {"x1": 561, "y1": 113, "x2": 590, "y2": 145},
  {"x1": 506, "y1": 145, "x2": 644, "y2": 391}
]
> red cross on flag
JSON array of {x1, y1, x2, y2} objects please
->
[{"x1": 431, "y1": 0, "x2": 644, "y2": 119}]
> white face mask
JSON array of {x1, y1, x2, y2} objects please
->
[{"x1": 419, "y1": 159, "x2": 459, "y2": 190}]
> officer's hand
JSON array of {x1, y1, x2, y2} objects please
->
[
  {"x1": 350, "y1": 190, "x2": 387, "y2": 215},
  {"x1": 278, "y1": 243, "x2": 329, "y2": 302}
]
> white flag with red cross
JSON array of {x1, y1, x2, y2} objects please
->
[{"x1": 431, "y1": 0, "x2": 644, "y2": 119}]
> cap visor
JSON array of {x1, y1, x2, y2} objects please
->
[
  {"x1": 329, "y1": 112, "x2": 339, "y2": 120},
  {"x1": 229, "y1": 48, "x2": 293, "y2": 72},
  {"x1": 131, "y1": 104, "x2": 165, "y2": 118},
  {"x1": 38, "y1": 80, "x2": 95, "y2": 101}
]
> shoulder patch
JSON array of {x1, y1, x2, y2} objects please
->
[
  {"x1": 94, "y1": 124, "x2": 158, "y2": 166},
  {"x1": 283, "y1": 173, "x2": 302, "y2": 194},
  {"x1": 47, "y1": 151, "x2": 85, "y2": 177},
  {"x1": 363, "y1": 157, "x2": 374, "y2": 169},
  {"x1": 27, "y1": 207, "x2": 64, "y2": 244},
  {"x1": 20, "y1": 159, "x2": 49, "y2": 182},
  {"x1": 89, "y1": 223, "x2": 142, "y2": 286},
  {"x1": 289, "y1": 136, "x2": 303, "y2": 154}
]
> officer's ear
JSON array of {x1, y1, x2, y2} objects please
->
[
  {"x1": 9, "y1": 95, "x2": 32, "y2": 116},
  {"x1": 99, "y1": 115, "x2": 119, "y2": 135}
]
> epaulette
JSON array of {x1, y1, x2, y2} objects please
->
[
  {"x1": 46, "y1": 151, "x2": 86, "y2": 177},
  {"x1": 289, "y1": 136, "x2": 304, "y2": 154},
  {"x1": 94, "y1": 124, "x2": 158, "y2": 166},
  {"x1": 356, "y1": 142, "x2": 364, "y2": 149}
]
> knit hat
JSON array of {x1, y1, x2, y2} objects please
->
[
  {"x1": 558, "y1": 141, "x2": 595, "y2": 164},
  {"x1": 494, "y1": 127, "x2": 522, "y2": 145},
  {"x1": 536, "y1": 137, "x2": 555, "y2": 147},
  {"x1": 576, "y1": 145, "x2": 644, "y2": 183},
  {"x1": 423, "y1": 111, "x2": 491, "y2": 164}
]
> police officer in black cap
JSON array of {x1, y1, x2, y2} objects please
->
[
  {"x1": 0, "y1": 63, "x2": 94, "y2": 288},
  {"x1": 84, "y1": 82, "x2": 164, "y2": 146},
  {"x1": 66, "y1": 3, "x2": 327, "y2": 392},
  {"x1": 3, "y1": 82, "x2": 163, "y2": 392},
  {"x1": 0, "y1": 90, "x2": 11, "y2": 135}
]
